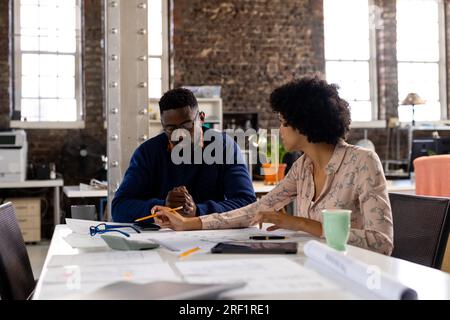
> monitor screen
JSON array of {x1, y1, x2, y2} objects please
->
[
  {"x1": 410, "y1": 139, "x2": 436, "y2": 172},
  {"x1": 436, "y1": 138, "x2": 450, "y2": 155}
]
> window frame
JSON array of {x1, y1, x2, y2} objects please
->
[
  {"x1": 396, "y1": 0, "x2": 447, "y2": 124},
  {"x1": 324, "y1": 0, "x2": 379, "y2": 124},
  {"x1": 148, "y1": 0, "x2": 170, "y2": 99},
  {"x1": 11, "y1": 0, "x2": 84, "y2": 129}
]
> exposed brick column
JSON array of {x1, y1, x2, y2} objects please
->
[
  {"x1": 374, "y1": 0, "x2": 398, "y2": 120},
  {"x1": 0, "y1": 0, "x2": 11, "y2": 129}
]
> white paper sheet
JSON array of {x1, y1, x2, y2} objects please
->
[
  {"x1": 48, "y1": 251, "x2": 163, "y2": 268},
  {"x1": 39, "y1": 262, "x2": 179, "y2": 300},
  {"x1": 63, "y1": 233, "x2": 108, "y2": 249},
  {"x1": 303, "y1": 240, "x2": 418, "y2": 300},
  {"x1": 175, "y1": 257, "x2": 337, "y2": 297}
]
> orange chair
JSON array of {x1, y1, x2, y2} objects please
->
[
  {"x1": 414, "y1": 155, "x2": 450, "y2": 273},
  {"x1": 414, "y1": 155, "x2": 450, "y2": 197}
]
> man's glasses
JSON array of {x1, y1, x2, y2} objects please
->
[
  {"x1": 162, "y1": 111, "x2": 200, "y2": 135},
  {"x1": 89, "y1": 223, "x2": 141, "y2": 238}
]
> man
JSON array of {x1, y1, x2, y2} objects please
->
[{"x1": 112, "y1": 88, "x2": 256, "y2": 222}]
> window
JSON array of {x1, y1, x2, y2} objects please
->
[
  {"x1": 148, "y1": 0, "x2": 169, "y2": 99},
  {"x1": 397, "y1": 0, "x2": 446, "y2": 122},
  {"x1": 324, "y1": 0, "x2": 377, "y2": 122},
  {"x1": 13, "y1": 0, "x2": 82, "y2": 126}
]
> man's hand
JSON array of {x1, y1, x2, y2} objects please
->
[
  {"x1": 152, "y1": 206, "x2": 201, "y2": 231},
  {"x1": 165, "y1": 186, "x2": 197, "y2": 217}
]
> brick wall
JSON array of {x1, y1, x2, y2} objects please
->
[
  {"x1": 0, "y1": 0, "x2": 106, "y2": 186},
  {"x1": 172, "y1": 0, "x2": 325, "y2": 129}
]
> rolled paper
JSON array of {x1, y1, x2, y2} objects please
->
[{"x1": 303, "y1": 240, "x2": 418, "y2": 300}]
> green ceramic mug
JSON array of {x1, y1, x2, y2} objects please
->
[{"x1": 322, "y1": 209, "x2": 352, "y2": 251}]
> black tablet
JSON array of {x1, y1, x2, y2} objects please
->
[{"x1": 211, "y1": 242, "x2": 298, "y2": 254}]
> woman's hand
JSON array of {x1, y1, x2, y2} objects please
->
[
  {"x1": 250, "y1": 211, "x2": 304, "y2": 232},
  {"x1": 152, "y1": 206, "x2": 202, "y2": 231},
  {"x1": 251, "y1": 211, "x2": 323, "y2": 237}
]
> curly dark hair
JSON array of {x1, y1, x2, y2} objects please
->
[
  {"x1": 270, "y1": 76, "x2": 351, "y2": 145},
  {"x1": 159, "y1": 88, "x2": 198, "y2": 113}
]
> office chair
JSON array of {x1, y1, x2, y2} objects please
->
[
  {"x1": 0, "y1": 202, "x2": 36, "y2": 300},
  {"x1": 389, "y1": 193, "x2": 450, "y2": 269}
]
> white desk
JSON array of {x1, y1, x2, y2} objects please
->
[
  {"x1": 34, "y1": 225, "x2": 450, "y2": 300},
  {"x1": 63, "y1": 183, "x2": 275, "y2": 198},
  {"x1": 0, "y1": 179, "x2": 64, "y2": 227},
  {"x1": 63, "y1": 186, "x2": 108, "y2": 198},
  {"x1": 386, "y1": 179, "x2": 416, "y2": 194},
  {"x1": 62, "y1": 179, "x2": 413, "y2": 200}
]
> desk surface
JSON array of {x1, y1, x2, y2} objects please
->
[
  {"x1": 63, "y1": 186, "x2": 108, "y2": 198},
  {"x1": 34, "y1": 225, "x2": 450, "y2": 300},
  {"x1": 0, "y1": 179, "x2": 64, "y2": 188},
  {"x1": 62, "y1": 179, "x2": 415, "y2": 199},
  {"x1": 63, "y1": 182, "x2": 275, "y2": 198}
]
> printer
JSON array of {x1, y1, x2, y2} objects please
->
[{"x1": 0, "y1": 130, "x2": 28, "y2": 182}]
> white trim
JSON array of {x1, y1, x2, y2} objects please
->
[
  {"x1": 10, "y1": 120, "x2": 85, "y2": 129},
  {"x1": 350, "y1": 120, "x2": 386, "y2": 129},
  {"x1": 161, "y1": 0, "x2": 170, "y2": 94},
  {"x1": 396, "y1": 0, "x2": 446, "y2": 121},
  {"x1": 368, "y1": 0, "x2": 379, "y2": 120},
  {"x1": 438, "y1": 0, "x2": 447, "y2": 120},
  {"x1": 350, "y1": 120, "x2": 450, "y2": 130}
]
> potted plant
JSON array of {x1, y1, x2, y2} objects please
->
[{"x1": 261, "y1": 140, "x2": 287, "y2": 185}]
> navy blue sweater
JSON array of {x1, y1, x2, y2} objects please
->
[{"x1": 112, "y1": 129, "x2": 256, "y2": 222}]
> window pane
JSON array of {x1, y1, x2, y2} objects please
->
[
  {"x1": 398, "y1": 102, "x2": 441, "y2": 123},
  {"x1": 39, "y1": 77, "x2": 57, "y2": 98},
  {"x1": 56, "y1": 6, "x2": 76, "y2": 31},
  {"x1": 324, "y1": 0, "x2": 369, "y2": 60},
  {"x1": 349, "y1": 101, "x2": 372, "y2": 122},
  {"x1": 22, "y1": 76, "x2": 39, "y2": 98},
  {"x1": 398, "y1": 62, "x2": 440, "y2": 103},
  {"x1": 326, "y1": 61, "x2": 370, "y2": 101},
  {"x1": 21, "y1": 99, "x2": 40, "y2": 121},
  {"x1": 21, "y1": 36, "x2": 39, "y2": 51},
  {"x1": 397, "y1": 0, "x2": 442, "y2": 122},
  {"x1": 148, "y1": 58, "x2": 162, "y2": 79},
  {"x1": 39, "y1": 5, "x2": 58, "y2": 30},
  {"x1": 39, "y1": 54, "x2": 58, "y2": 76},
  {"x1": 57, "y1": 77, "x2": 75, "y2": 99},
  {"x1": 20, "y1": 5, "x2": 39, "y2": 29},
  {"x1": 39, "y1": 99, "x2": 76, "y2": 122},
  {"x1": 397, "y1": 0, "x2": 439, "y2": 63},
  {"x1": 39, "y1": 30, "x2": 58, "y2": 52},
  {"x1": 39, "y1": 99, "x2": 58, "y2": 121},
  {"x1": 57, "y1": 55, "x2": 75, "y2": 76},
  {"x1": 149, "y1": 79, "x2": 162, "y2": 99},
  {"x1": 21, "y1": 54, "x2": 40, "y2": 76}
]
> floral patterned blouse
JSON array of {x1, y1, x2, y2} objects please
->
[{"x1": 200, "y1": 140, "x2": 394, "y2": 255}]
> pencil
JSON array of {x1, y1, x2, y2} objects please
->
[
  {"x1": 178, "y1": 247, "x2": 201, "y2": 258},
  {"x1": 134, "y1": 206, "x2": 183, "y2": 223}
]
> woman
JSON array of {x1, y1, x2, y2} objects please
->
[{"x1": 153, "y1": 77, "x2": 394, "y2": 255}]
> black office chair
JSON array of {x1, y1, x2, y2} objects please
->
[
  {"x1": 389, "y1": 193, "x2": 450, "y2": 269},
  {"x1": 0, "y1": 202, "x2": 36, "y2": 300}
]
